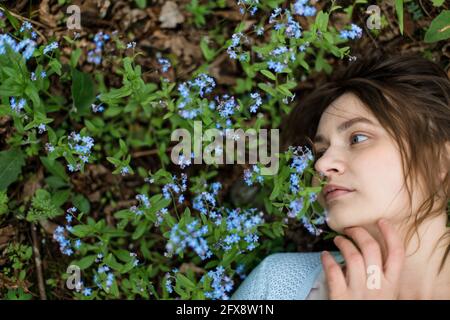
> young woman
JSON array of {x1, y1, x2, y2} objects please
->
[{"x1": 231, "y1": 53, "x2": 450, "y2": 300}]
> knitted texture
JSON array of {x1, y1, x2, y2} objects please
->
[{"x1": 231, "y1": 251, "x2": 344, "y2": 300}]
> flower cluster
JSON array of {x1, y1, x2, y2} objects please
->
[
  {"x1": 19, "y1": 21, "x2": 32, "y2": 33},
  {"x1": 266, "y1": 43, "x2": 298, "y2": 73},
  {"x1": 87, "y1": 31, "x2": 110, "y2": 65},
  {"x1": 93, "y1": 259, "x2": 115, "y2": 292},
  {"x1": 214, "y1": 94, "x2": 239, "y2": 120},
  {"x1": 126, "y1": 41, "x2": 136, "y2": 49},
  {"x1": 155, "y1": 207, "x2": 169, "y2": 227},
  {"x1": 289, "y1": 173, "x2": 300, "y2": 194},
  {"x1": 339, "y1": 24, "x2": 363, "y2": 40},
  {"x1": 120, "y1": 167, "x2": 130, "y2": 176},
  {"x1": 176, "y1": 152, "x2": 194, "y2": 169},
  {"x1": 227, "y1": 32, "x2": 249, "y2": 61},
  {"x1": 254, "y1": 25, "x2": 264, "y2": 36},
  {"x1": 129, "y1": 193, "x2": 151, "y2": 216},
  {"x1": 301, "y1": 216, "x2": 323, "y2": 236},
  {"x1": 269, "y1": 8, "x2": 303, "y2": 40},
  {"x1": 164, "y1": 271, "x2": 175, "y2": 294},
  {"x1": 235, "y1": 264, "x2": 247, "y2": 280},
  {"x1": 293, "y1": 0, "x2": 317, "y2": 17},
  {"x1": 192, "y1": 73, "x2": 216, "y2": 97},
  {"x1": 289, "y1": 145, "x2": 314, "y2": 176},
  {"x1": 165, "y1": 218, "x2": 212, "y2": 260},
  {"x1": 66, "y1": 131, "x2": 95, "y2": 172},
  {"x1": 177, "y1": 74, "x2": 216, "y2": 119},
  {"x1": 53, "y1": 207, "x2": 81, "y2": 256},
  {"x1": 158, "y1": 57, "x2": 171, "y2": 73},
  {"x1": 9, "y1": 97, "x2": 26, "y2": 113},
  {"x1": 19, "y1": 21, "x2": 37, "y2": 39},
  {"x1": 30, "y1": 70, "x2": 47, "y2": 81},
  {"x1": 193, "y1": 182, "x2": 222, "y2": 217},
  {"x1": 91, "y1": 100, "x2": 105, "y2": 113},
  {"x1": 43, "y1": 41, "x2": 58, "y2": 55},
  {"x1": 267, "y1": 59, "x2": 286, "y2": 73},
  {"x1": 0, "y1": 34, "x2": 36, "y2": 60},
  {"x1": 288, "y1": 197, "x2": 303, "y2": 218},
  {"x1": 243, "y1": 165, "x2": 264, "y2": 186},
  {"x1": 237, "y1": 0, "x2": 259, "y2": 16},
  {"x1": 222, "y1": 208, "x2": 264, "y2": 251},
  {"x1": 162, "y1": 173, "x2": 188, "y2": 205},
  {"x1": 38, "y1": 124, "x2": 47, "y2": 134},
  {"x1": 249, "y1": 92, "x2": 262, "y2": 113},
  {"x1": 202, "y1": 266, "x2": 234, "y2": 300}
]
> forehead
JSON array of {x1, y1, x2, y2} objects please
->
[
  {"x1": 313, "y1": 93, "x2": 382, "y2": 144},
  {"x1": 317, "y1": 93, "x2": 377, "y2": 129}
]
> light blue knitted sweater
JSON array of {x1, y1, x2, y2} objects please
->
[{"x1": 231, "y1": 251, "x2": 344, "y2": 300}]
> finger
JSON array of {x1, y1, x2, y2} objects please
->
[
  {"x1": 344, "y1": 227, "x2": 383, "y2": 275},
  {"x1": 378, "y1": 219, "x2": 405, "y2": 282},
  {"x1": 321, "y1": 251, "x2": 347, "y2": 299},
  {"x1": 333, "y1": 235, "x2": 366, "y2": 288}
]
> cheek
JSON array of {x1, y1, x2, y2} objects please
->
[
  {"x1": 363, "y1": 145, "x2": 410, "y2": 219},
  {"x1": 326, "y1": 144, "x2": 408, "y2": 230}
]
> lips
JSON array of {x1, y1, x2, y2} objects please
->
[
  {"x1": 325, "y1": 189, "x2": 353, "y2": 201},
  {"x1": 323, "y1": 184, "x2": 355, "y2": 202}
]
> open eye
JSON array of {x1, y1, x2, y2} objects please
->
[
  {"x1": 350, "y1": 133, "x2": 367, "y2": 146},
  {"x1": 314, "y1": 133, "x2": 367, "y2": 161}
]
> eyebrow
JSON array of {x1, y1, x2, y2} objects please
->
[{"x1": 313, "y1": 117, "x2": 376, "y2": 144}]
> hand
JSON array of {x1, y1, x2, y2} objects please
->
[{"x1": 321, "y1": 218, "x2": 405, "y2": 299}]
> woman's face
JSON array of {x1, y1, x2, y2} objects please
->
[{"x1": 313, "y1": 93, "x2": 420, "y2": 233}]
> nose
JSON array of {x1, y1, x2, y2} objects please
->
[{"x1": 313, "y1": 147, "x2": 346, "y2": 179}]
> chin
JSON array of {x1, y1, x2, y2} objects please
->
[
  {"x1": 325, "y1": 208, "x2": 363, "y2": 234},
  {"x1": 326, "y1": 219, "x2": 345, "y2": 234}
]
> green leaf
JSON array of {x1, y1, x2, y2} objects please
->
[
  {"x1": 257, "y1": 83, "x2": 277, "y2": 97},
  {"x1": 0, "y1": 191, "x2": 9, "y2": 215},
  {"x1": 40, "y1": 157, "x2": 69, "y2": 182},
  {"x1": 0, "y1": 148, "x2": 25, "y2": 191},
  {"x1": 106, "y1": 157, "x2": 122, "y2": 167},
  {"x1": 134, "y1": 0, "x2": 147, "y2": 9},
  {"x1": 49, "y1": 59, "x2": 62, "y2": 76},
  {"x1": 132, "y1": 222, "x2": 148, "y2": 240},
  {"x1": 431, "y1": 0, "x2": 444, "y2": 7},
  {"x1": 3, "y1": 9, "x2": 20, "y2": 30},
  {"x1": 73, "y1": 255, "x2": 96, "y2": 270},
  {"x1": 316, "y1": 10, "x2": 329, "y2": 31},
  {"x1": 424, "y1": 10, "x2": 450, "y2": 43},
  {"x1": 71, "y1": 68, "x2": 96, "y2": 116},
  {"x1": 70, "y1": 225, "x2": 94, "y2": 237},
  {"x1": 114, "y1": 249, "x2": 132, "y2": 263},
  {"x1": 260, "y1": 69, "x2": 276, "y2": 81},
  {"x1": 51, "y1": 189, "x2": 71, "y2": 208},
  {"x1": 176, "y1": 273, "x2": 196, "y2": 290},
  {"x1": 395, "y1": 0, "x2": 404, "y2": 35},
  {"x1": 277, "y1": 84, "x2": 293, "y2": 97},
  {"x1": 72, "y1": 194, "x2": 90, "y2": 214},
  {"x1": 26, "y1": 189, "x2": 62, "y2": 222},
  {"x1": 105, "y1": 253, "x2": 124, "y2": 272},
  {"x1": 200, "y1": 38, "x2": 216, "y2": 62},
  {"x1": 70, "y1": 48, "x2": 82, "y2": 68}
]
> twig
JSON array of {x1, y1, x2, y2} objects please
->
[
  {"x1": 30, "y1": 223, "x2": 47, "y2": 300},
  {"x1": 418, "y1": 0, "x2": 431, "y2": 18},
  {"x1": 357, "y1": 13, "x2": 379, "y2": 50},
  {"x1": 0, "y1": 7, "x2": 48, "y2": 42}
]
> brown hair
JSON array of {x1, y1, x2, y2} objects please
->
[{"x1": 282, "y1": 52, "x2": 450, "y2": 273}]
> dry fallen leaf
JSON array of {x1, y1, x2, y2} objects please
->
[{"x1": 159, "y1": 1, "x2": 185, "y2": 29}]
